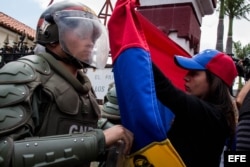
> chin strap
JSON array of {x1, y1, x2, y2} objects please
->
[{"x1": 45, "y1": 48, "x2": 89, "y2": 69}]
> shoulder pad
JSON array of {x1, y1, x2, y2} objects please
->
[
  {"x1": 0, "y1": 84, "x2": 29, "y2": 108},
  {"x1": 0, "y1": 61, "x2": 36, "y2": 84},
  {"x1": 0, "y1": 105, "x2": 31, "y2": 135},
  {"x1": 18, "y1": 55, "x2": 51, "y2": 75}
]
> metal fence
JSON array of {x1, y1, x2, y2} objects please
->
[{"x1": 0, "y1": 33, "x2": 35, "y2": 68}]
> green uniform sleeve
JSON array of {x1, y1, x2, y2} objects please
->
[{"x1": 9, "y1": 130, "x2": 105, "y2": 167}]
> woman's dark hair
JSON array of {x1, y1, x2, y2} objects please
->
[{"x1": 204, "y1": 70, "x2": 236, "y2": 146}]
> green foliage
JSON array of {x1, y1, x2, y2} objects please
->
[
  {"x1": 233, "y1": 41, "x2": 250, "y2": 59},
  {"x1": 223, "y1": 0, "x2": 250, "y2": 54},
  {"x1": 224, "y1": 0, "x2": 250, "y2": 20}
]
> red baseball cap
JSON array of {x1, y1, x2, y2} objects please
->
[{"x1": 174, "y1": 49, "x2": 238, "y2": 87}]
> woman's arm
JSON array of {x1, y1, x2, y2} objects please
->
[
  {"x1": 236, "y1": 80, "x2": 250, "y2": 109},
  {"x1": 152, "y1": 63, "x2": 190, "y2": 114},
  {"x1": 152, "y1": 63, "x2": 216, "y2": 119}
]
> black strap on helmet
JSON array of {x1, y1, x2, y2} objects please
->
[{"x1": 45, "y1": 48, "x2": 91, "y2": 69}]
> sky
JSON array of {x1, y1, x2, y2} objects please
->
[{"x1": 0, "y1": 0, "x2": 250, "y2": 52}]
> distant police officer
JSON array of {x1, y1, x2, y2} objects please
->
[
  {"x1": 102, "y1": 85, "x2": 121, "y2": 125},
  {"x1": 0, "y1": 1, "x2": 133, "y2": 167}
]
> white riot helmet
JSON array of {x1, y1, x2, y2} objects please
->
[{"x1": 36, "y1": 0, "x2": 109, "y2": 68}]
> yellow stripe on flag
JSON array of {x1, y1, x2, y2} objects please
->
[{"x1": 118, "y1": 139, "x2": 186, "y2": 167}]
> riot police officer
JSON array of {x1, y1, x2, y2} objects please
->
[{"x1": 0, "y1": 1, "x2": 133, "y2": 167}]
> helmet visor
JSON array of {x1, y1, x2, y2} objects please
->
[{"x1": 53, "y1": 10, "x2": 109, "y2": 68}]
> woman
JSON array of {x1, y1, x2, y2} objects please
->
[{"x1": 153, "y1": 49, "x2": 237, "y2": 167}]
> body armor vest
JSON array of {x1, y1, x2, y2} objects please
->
[
  {"x1": 0, "y1": 53, "x2": 101, "y2": 137},
  {"x1": 0, "y1": 53, "x2": 103, "y2": 167},
  {"x1": 36, "y1": 70, "x2": 100, "y2": 136},
  {"x1": 33, "y1": 53, "x2": 100, "y2": 136}
]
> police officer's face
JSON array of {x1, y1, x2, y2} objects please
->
[{"x1": 64, "y1": 27, "x2": 95, "y2": 63}]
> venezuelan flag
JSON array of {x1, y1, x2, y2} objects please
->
[{"x1": 108, "y1": 0, "x2": 190, "y2": 166}]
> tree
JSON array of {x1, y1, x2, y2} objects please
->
[
  {"x1": 233, "y1": 41, "x2": 250, "y2": 60},
  {"x1": 216, "y1": 0, "x2": 225, "y2": 52},
  {"x1": 224, "y1": 0, "x2": 250, "y2": 54}
]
